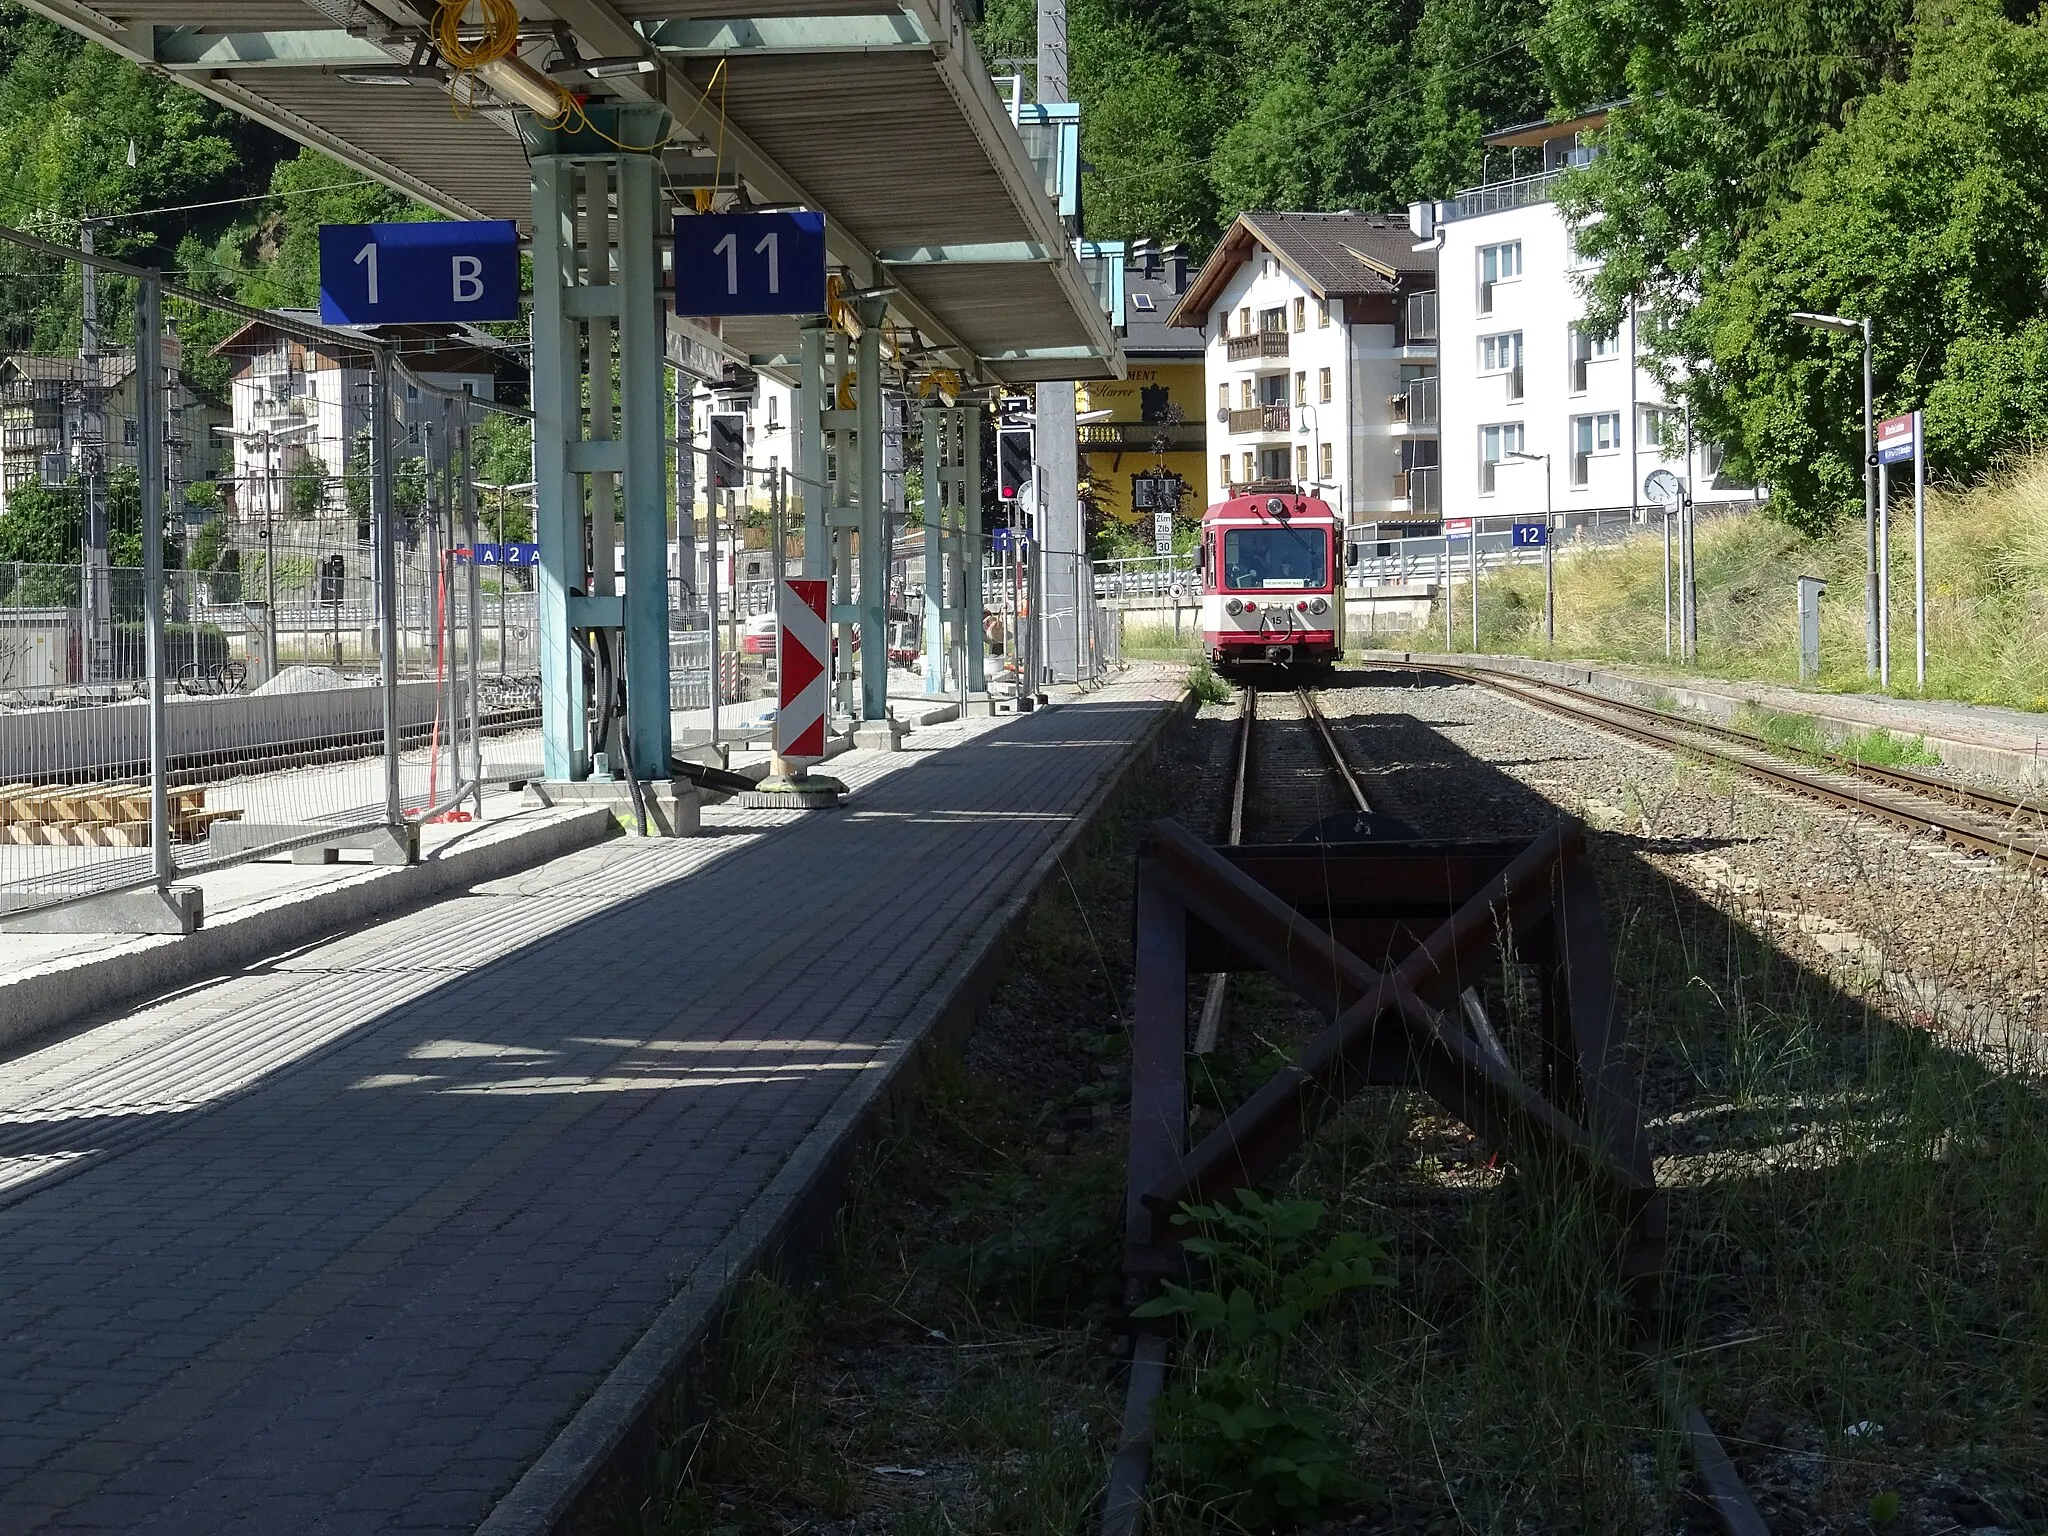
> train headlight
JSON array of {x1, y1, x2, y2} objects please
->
[
  {"x1": 1225, "y1": 598, "x2": 1243, "y2": 616},
  {"x1": 1309, "y1": 596, "x2": 1330, "y2": 615}
]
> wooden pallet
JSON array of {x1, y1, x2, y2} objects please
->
[{"x1": 0, "y1": 782, "x2": 241, "y2": 846}]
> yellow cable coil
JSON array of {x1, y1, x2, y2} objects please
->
[{"x1": 436, "y1": 0, "x2": 520, "y2": 70}]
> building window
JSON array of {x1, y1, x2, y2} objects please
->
[
  {"x1": 122, "y1": 417, "x2": 137, "y2": 446},
  {"x1": 1240, "y1": 379, "x2": 1254, "y2": 410},
  {"x1": 1239, "y1": 306, "x2": 1252, "y2": 336},
  {"x1": 1567, "y1": 325, "x2": 1620, "y2": 391},
  {"x1": 1241, "y1": 451, "x2": 1255, "y2": 484},
  {"x1": 1640, "y1": 405, "x2": 1680, "y2": 453},
  {"x1": 1478, "y1": 331, "x2": 1524, "y2": 401},
  {"x1": 1259, "y1": 447, "x2": 1289, "y2": 480},
  {"x1": 1293, "y1": 297, "x2": 1306, "y2": 332},
  {"x1": 1295, "y1": 370, "x2": 1307, "y2": 405},
  {"x1": 1569, "y1": 411, "x2": 1622, "y2": 486},
  {"x1": 1220, "y1": 454, "x2": 1232, "y2": 488},
  {"x1": 1479, "y1": 421, "x2": 1524, "y2": 495},
  {"x1": 1702, "y1": 442, "x2": 1725, "y2": 481},
  {"x1": 1319, "y1": 441, "x2": 1333, "y2": 480},
  {"x1": 1296, "y1": 444, "x2": 1309, "y2": 479},
  {"x1": 1263, "y1": 257, "x2": 1276, "y2": 279},
  {"x1": 1218, "y1": 381, "x2": 1229, "y2": 412},
  {"x1": 1260, "y1": 306, "x2": 1285, "y2": 334},
  {"x1": 1478, "y1": 241, "x2": 1522, "y2": 316},
  {"x1": 1317, "y1": 298, "x2": 1330, "y2": 328},
  {"x1": 1318, "y1": 367, "x2": 1331, "y2": 404}
]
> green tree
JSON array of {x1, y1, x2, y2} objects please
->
[
  {"x1": 0, "y1": 479, "x2": 79, "y2": 564},
  {"x1": 1537, "y1": 0, "x2": 1919, "y2": 403},
  {"x1": 1699, "y1": 5, "x2": 2048, "y2": 529},
  {"x1": 287, "y1": 453, "x2": 328, "y2": 519}
]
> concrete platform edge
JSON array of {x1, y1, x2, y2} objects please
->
[
  {"x1": 478, "y1": 686, "x2": 1200, "y2": 1536},
  {"x1": 1365, "y1": 650, "x2": 2048, "y2": 788},
  {"x1": 0, "y1": 807, "x2": 620, "y2": 1059}
]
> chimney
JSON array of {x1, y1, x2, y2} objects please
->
[{"x1": 1164, "y1": 242, "x2": 1189, "y2": 293}]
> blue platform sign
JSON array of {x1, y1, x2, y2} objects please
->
[
  {"x1": 991, "y1": 527, "x2": 1032, "y2": 553},
  {"x1": 1512, "y1": 521, "x2": 1548, "y2": 548},
  {"x1": 462, "y1": 542, "x2": 539, "y2": 566},
  {"x1": 318, "y1": 220, "x2": 520, "y2": 325},
  {"x1": 674, "y1": 211, "x2": 827, "y2": 317}
]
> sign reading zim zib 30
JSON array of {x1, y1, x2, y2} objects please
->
[
  {"x1": 318, "y1": 221, "x2": 521, "y2": 325},
  {"x1": 674, "y1": 211, "x2": 827, "y2": 317}
]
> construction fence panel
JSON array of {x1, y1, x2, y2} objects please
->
[{"x1": 0, "y1": 225, "x2": 537, "y2": 920}]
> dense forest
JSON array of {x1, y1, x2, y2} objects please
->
[{"x1": 0, "y1": 0, "x2": 2044, "y2": 534}]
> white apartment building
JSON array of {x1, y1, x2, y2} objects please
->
[
  {"x1": 212, "y1": 312, "x2": 508, "y2": 522},
  {"x1": 1168, "y1": 212, "x2": 1438, "y2": 524},
  {"x1": 1417, "y1": 110, "x2": 1756, "y2": 526}
]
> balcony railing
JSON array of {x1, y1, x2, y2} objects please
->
[
  {"x1": 2, "y1": 424, "x2": 61, "y2": 452},
  {"x1": 1394, "y1": 466, "x2": 1440, "y2": 512},
  {"x1": 1390, "y1": 376, "x2": 1438, "y2": 428},
  {"x1": 1227, "y1": 403, "x2": 1290, "y2": 435},
  {"x1": 1405, "y1": 290, "x2": 1438, "y2": 344},
  {"x1": 1226, "y1": 330, "x2": 1290, "y2": 362},
  {"x1": 1447, "y1": 170, "x2": 1563, "y2": 222}
]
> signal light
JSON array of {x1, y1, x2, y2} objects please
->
[{"x1": 997, "y1": 426, "x2": 1033, "y2": 502}]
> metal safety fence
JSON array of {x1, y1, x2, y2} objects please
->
[{"x1": 0, "y1": 225, "x2": 537, "y2": 923}]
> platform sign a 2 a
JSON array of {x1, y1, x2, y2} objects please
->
[
  {"x1": 318, "y1": 220, "x2": 520, "y2": 325},
  {"x1": 675, "y1": 211, "x2": 827, "y2": 317}
]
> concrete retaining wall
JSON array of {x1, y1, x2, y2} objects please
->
[{"x1": 0, "y1": 680, "x2": 446, "y2": 780}]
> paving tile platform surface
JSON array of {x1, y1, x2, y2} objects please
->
[{"x1": 0, "y1": 673, "x2": 1180, "y2": 1534}]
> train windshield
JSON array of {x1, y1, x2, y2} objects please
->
[{"x1": 1222, "y1": 526, "x2": 1328, "y2": 589}]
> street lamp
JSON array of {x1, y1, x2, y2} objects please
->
[
  {"x1": 214, "y1": 420, "x2": 316, "y2": 676},
  {"x1": 1507, "y1": 450, "x2": 1555, "y2": 647},
  {"x1": 1296, "y1": 404, "x2": 1322, "y2": 495},
  {"x1": 475, "y1": 478, "x2": 536, "y2": 676},
  {"x1": 1789, "y1": 310, "x2": 1877, "y2": 677}
]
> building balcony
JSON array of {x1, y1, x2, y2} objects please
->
[
  {"x1": 1394, "y1": 466, "x2": 1440, "y2": 512},
  {"x1": 1226, "y1": 331, "x2": 1289, "y2": 362},
  {"x1": 1, "y1": 424, "x2": 61, "y2": 452},
  {"x1": 1227, "y1": 403, "x2": 1290, "y2": 436},
  {"x1": 1447, "y1": 170, "x2": 1563, "y2": 222},
  {"x1": 1389, "y1": 377, "x2": 1438, "y2": 429},
  {"x1": 1404, "y1": 291, "x2": 1438, "y2": 344}
]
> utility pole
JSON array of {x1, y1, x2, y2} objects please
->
[
  {"x1": 1034, "y1": 0, "x2": 1081, "y2": 683},
  {"x1": 79, "y1": 219, "x2": 110, "y2": 683}
]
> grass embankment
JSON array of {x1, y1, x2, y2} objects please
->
[{"x1": 1377, "y1": 453, "x2": 2048, "y2": 712}]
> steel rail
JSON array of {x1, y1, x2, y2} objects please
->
[
  {"x1": 1193, "y1": 687, "x2": 1255, "y2": 1056},
  {"x1": 1297, "y1": 686, "x2": 1371, "y2": 813},
  {"x1": 1385, "y1": 661, "x2": 2048, "y2": 865}
]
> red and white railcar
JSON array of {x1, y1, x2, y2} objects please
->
[{"x1": 1196, "y1": 487, "x2": 1344, "y2": 670}]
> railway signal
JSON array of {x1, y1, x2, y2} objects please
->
[{"x1": 997, "y1": 426, "x2": 1033, "y2": 502}]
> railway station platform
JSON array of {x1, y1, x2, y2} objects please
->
[{"x1": 0, "y1": 666, "x2": 1185, "y2": 1536}]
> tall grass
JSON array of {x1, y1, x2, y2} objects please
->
[{"x1": 1470, "y1": 454, "x2": 2048, "y2": 710}]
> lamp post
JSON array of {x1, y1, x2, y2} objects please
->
[
  {"x1": 1508, "y1": 449, "x2": 1554, "y2": 647},
  {"x1": 214, "y1": 420, "x2": 314, "y2": 675},
  {"x1": 1296, "y1": 403, "x2": 1321, "y2": 494},
  {"x1": 1790, "y1": 310, "x2": 1877, "y2": 677}
]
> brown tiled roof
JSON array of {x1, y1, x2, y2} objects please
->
[
  {"x1": 1167, "y1": 211, "x2": 1433, "y2": 328},
  {"x1": 0, "y1": 352, "x2": 137, "y2": 387}
]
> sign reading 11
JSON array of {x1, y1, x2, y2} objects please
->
[{"x1": 674, "y1": 211, "x2": 827, "y2": 318}]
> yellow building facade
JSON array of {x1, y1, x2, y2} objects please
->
[{"x1": 1076, "y1": 359, "x2": 1210, "y2": 528}]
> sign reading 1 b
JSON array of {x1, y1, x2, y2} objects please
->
[
  {"x1": 675, "y1": 211, "x2": 826, "y2": 317},
  {"x1": 319, "y1": 220, "x2": 519, "y2": 325}
]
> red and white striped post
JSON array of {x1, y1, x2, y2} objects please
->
[{"x1": 746, "y1": 577, "x2": 843, "y2": 808}]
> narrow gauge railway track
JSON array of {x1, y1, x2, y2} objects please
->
[
  {"x1": 1194, "y1": 685, "x2": 1372, "y2": 1054},
  {"x1": 1374, "y1": 661, "x2": 2048, "y2": 866}
]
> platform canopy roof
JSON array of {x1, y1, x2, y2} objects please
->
[{"x1": 20, "y1": 0, "x2": 1123, "y2": 388}]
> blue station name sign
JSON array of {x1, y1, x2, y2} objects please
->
[{"x1": 319, "y1": 220, "x2": 521, "y2": 325}]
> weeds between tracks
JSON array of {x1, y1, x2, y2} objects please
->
[{"x1": 616, "y1": 684, "x2": 2048, "y2": 1535}]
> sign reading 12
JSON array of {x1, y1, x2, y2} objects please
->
[{"x1": 674, "y1": 211, "x2": 827, "y2": 317}]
